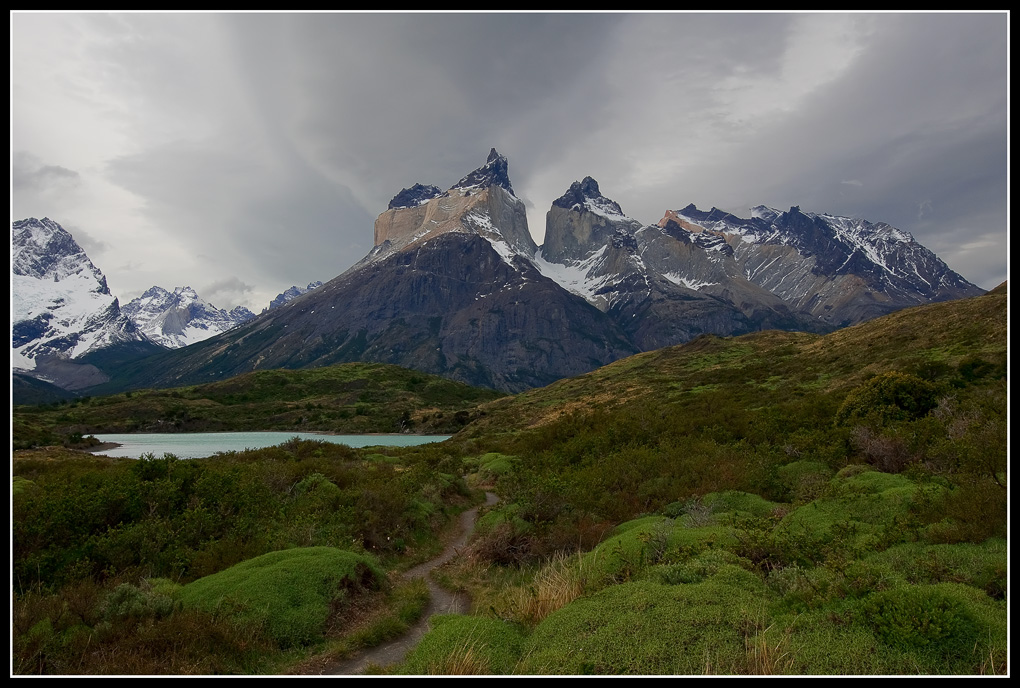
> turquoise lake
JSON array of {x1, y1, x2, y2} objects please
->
[{"x1": 92, "y1": 431, "x2": 452, "y2": 459}]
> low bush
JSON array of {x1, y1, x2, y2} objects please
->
[
  {"x1": 178, "y1": 547, "x2": 384, "y2": 648},
  {"x1": 520, "y1": 576, "x2": 766, "y2": 675},
  {"x1": 865, "y1": 584, "x2": 978, "y2": 653},
  {"x1": 397, "y1": 615, "x2": 527, "y2": 675}
]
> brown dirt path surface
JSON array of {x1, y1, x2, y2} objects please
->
[{"x1": 320, "y1": 491, "x2": 498, "y2": 675}]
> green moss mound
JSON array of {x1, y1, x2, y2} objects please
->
[
  {"x1": 520, "y1": 576, "x2": 765, "y2": 675},
  {"x1": 866, "y1": 539, "x2": 1006, "y2": 599},
  {"x1": 397, "y1": 615, "x2": 527, "y2": 675},
  {"x1": 178, "y1": 547, "x2": 383, "y2": 648},
  {"x1": 864, "y1": 584, "x2": 980, "y2": 653}
]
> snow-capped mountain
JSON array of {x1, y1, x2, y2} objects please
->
[
  {"x1": 264, "y1": 281, "x2": 324, "y2": 312},
  {"x1": 659, "y1": 204, "x2": 983, "y2": 325},
  {"x1": 12, "y1": 218, "x2": 149, "y2": 386},
  {"x1": 103, "y1": 150, "x2": 636, "y2": 393},
  {"x1": 536, "y1": 178, "x2": 823, "y2": 350},
  {"x1": 122, "y1": 286, "x2": 255, "y2": 349},
  {"x1": 15, "y1": 152, "x2": 985, "y2": 396}
]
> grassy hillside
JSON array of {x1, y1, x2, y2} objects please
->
[
  {"x1": 12, "y1": 286, "x2": 1007, "y2": 674},
  {"x1": 13, "y1": 361, "x2": 504, "y2": 449},
  {"x1": 458, "y1": 282, "x2": 1006, "y2": 441},
  {"x1": 402, "y1": 285, "x2": 1007, "y2": 674},
  {"x1": 411, "y1": 475, "x2": 1006, "y2": 674}
]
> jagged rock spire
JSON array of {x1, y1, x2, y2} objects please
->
[
  {"x1": 451, "y1": 148, "x2": 515, "y2": 196},
  {"x1": 552, "y1": 176, "x2": 624, "y2": 216}
]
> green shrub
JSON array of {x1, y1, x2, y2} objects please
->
[
  {"x1": 835, "y1": 372, "x2": 941, "y2": 426},
  {"x1": 867, "y1": 539, "x2": 1007, "y2": 599},
  {"x1": 864, "y1": 585, "x2": 978, "y2": 653},
  {"x1": 397, "y1": 615, "x2": 526, "y2": 675},
  {"x1": 520, "y1": 578, "x2": 767, "y2": 674},
  {"x1": 178, "y1": 547, "x2": 384, "y2": 648},
  {"x1": 655, "y1": 549, "x2": 742, "y2": 585},
  {"x1": 776, "y1": 461, "x2": 832, "y2": 503},
  {"x1": 702, "y1": 490, "x2": 784, "y2": 520},
  {"x1": 581, "y1": 517, "x2": 737, "y2": 589},
  {"x1": 101, "y1": 581, "x2": 179, "y2": 622}
]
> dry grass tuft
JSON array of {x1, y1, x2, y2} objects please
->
[
  {"x1": 492, "y1": 551, "x2": 592, "y2": 627},
  {"x1": 743, "y1": 622, "x2": 795, "y2": 675},
  {"x1": 427, "y1": 639, "x2": 490, "y2": 675}
]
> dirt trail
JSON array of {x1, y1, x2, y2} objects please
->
[{"x1": 325, "y1": 491, "x2": 498, "y2": 675}]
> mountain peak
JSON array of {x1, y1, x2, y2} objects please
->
[
  {"x1": 451, "y1": 148, "x2": 515, "y2": 196},
  {"x1": 388, "y1": 183, "x2": 444, "y2": 210},
  {"x1": 371, "y1": 149, "x2": 535, "y2": 263},
  {"x1": 12, "y1": 217, "x2": 106, "y2": 288},
  {"x1": 12, "y1": 217, "x2": 147, "y2": 377},
  {"x1": 552, "y1": 176, "x2": 625, "y2": 218},
  {"x1": 121, "y1": 285, "x2": 255, "y2": 349}
]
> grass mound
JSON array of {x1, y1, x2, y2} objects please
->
[
  {"x1": 520, "y1": 576, "x2": 766, "y2": 675},
  {"x1": 397, "y1": 615, "x2": 527, "y2": 675},
  {"x1": 178, "y1": 547, "x2": 384, "y2": 648}
]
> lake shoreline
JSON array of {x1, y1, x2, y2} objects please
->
[
  {"x1": 86, "y1": 431, "x2": 453, "y2": 460},
  {"x1": 87, "y1": 442, "x2": 123, "y2": 453}
]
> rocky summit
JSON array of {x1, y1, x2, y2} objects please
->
[
  {"x1": 94, "y1": 151, "x2": 636, "y2": 393},
  {"x1": 121, "y1": 286, "x2": 256, "y2": 349},
  {"x1": 658, "y1": 204, "x2": 983, "y2": 326},
  {"x1": 536, "y1": 178, "x2": 826, "y2": 351},
  {"x1": 12, "y1": 151, "x2": 985, "y2": 396},
  {"x1": 11, "y1": 218, "x2": 153, "y2": 390}
]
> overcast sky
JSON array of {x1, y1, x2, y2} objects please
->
[{"x1": 11, "y1": 12, "x2": 1008, "y2": 311}]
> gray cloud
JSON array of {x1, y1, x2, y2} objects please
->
[
  {"x1": 11, "y1": 11, "x2": 1007, "y2": 305},
  {"x1": 12, "y1": 152, "x2": 81, "y2": 193},
  {"x1": 63, "y1": 223, "x2": 109, "y2": 257},
  {"x1": 201, "y1": 277, "x2": 256, "y2": 308}
]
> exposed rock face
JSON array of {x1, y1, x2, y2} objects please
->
[
  {"x1": 265, "y1": 281, "x2": 324, "y2": 312},
  {"x1": 371, "y1": 149, "x2": 535, "y2": 260},
  {"x1": 662, "y1": 204, "x2": 984, "y2": 326},
  {"x1": 122, "y1": 286, "x2": 256, "y2": 349},
  {"x1": 452, "y1": 147, "x2": 515, "y2": 195},
  {"x1": 205, "y1": 233, "x2": 636, "y2": 392},
  {"x1": 542, "y1": 176, "x2": 642, "y2": 267},
  {"x1": 12, "y1": 217, "x2": 151, "y2": 388},
  {"x1": 108, "y1": 151, "x2": 635, "y2": 393},
  {"x1": 537, "y1": 180, "x2": 820, "y2": 350},
  {"x1": 388, "y1": 183, "x2": 443, "y2": 209}
]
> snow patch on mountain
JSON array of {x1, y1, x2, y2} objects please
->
[
  {"x1": 662, "y1": 272, "x2": 717, "y2": 290},
  {"x1": 533, "y1": 246, "x2": 618, "y2": 300},
  {"x1": 12, "y1": 218, "x2": 147, "y2": 372},
  {"x1": 265, "y1": 281, "x2": 324, "y2": 312},
  {"x1": 122, "y1": 286, "x2": 255, "y2": 349}
]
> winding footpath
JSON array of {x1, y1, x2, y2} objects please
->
[{"x1": 325, "y1": 491, "x2": 499, "y2": 675}]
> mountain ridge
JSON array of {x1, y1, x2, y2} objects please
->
[{"x1": 12, "y1": 151, "x2": 984, "y2": 396}]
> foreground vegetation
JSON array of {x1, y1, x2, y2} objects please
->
[
  {"x1": 391, "y1": 286, "x2": 1007, "y2": 674},
  {"x1": 13, "y1": 440, "x2": 474, "y2": 674},
  {"x1": 12, "y1": 286, "x2": 1007, "y2": 674}
]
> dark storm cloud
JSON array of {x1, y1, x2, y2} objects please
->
[
  {"x1": 626, "y1": 13, "x2": 1005, "y2": 288},
  {"x1": 218, "y1": 13, "x2": 623, "y2": 209},
  {"x1": 11, "y1": 152, "x2": 86, "y2": 223},
  {"x1": 62, "y1": 224, "x2": 109, "y2": 258},
  {"x1": 13, "y1": 12, "x2": 1006, "y2": 303}
]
